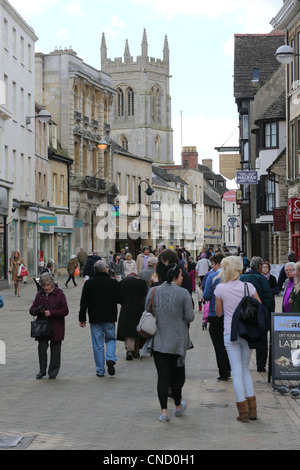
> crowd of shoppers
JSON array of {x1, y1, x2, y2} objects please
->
[{"x1": 0, "y1": 242, "x2": 288, "y2": 423}]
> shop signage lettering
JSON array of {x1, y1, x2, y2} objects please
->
[{"x1": 38, "y1": 217, "x2": 57, "y2": 226}]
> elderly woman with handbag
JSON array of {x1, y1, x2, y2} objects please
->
[
  {"x1": 9, "y1": 251, "x2": 25, "y2": 297},
  {"x1": 144, "y1": 263, "x2": 194, "y2": 423},
  {"x1": 30, "y1": 273, "x2": 69, "y2": 379}
]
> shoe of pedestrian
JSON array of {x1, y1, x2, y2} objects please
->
[
  {"x1": 36, "y1": 372, "x2": 46, "y2": 379},
  {"x1": 96, "y1": 372, "x2": 104, "y2": 377},
  {"x1": 174, "y1": 401, "x2": 187, "y2": 417},
  {"x1": 159, "y1": 414, "x2": 169, "y2": 422},
  {"x1": 126, "y1": 351, "x2": 133, "y2": 361},
  {"x1": 217, "y1": 376, "x2": 229, "y2": 382},
  {"x1": 106, "y1": 360, "x2": 115, "y2": 376},
  {"x1": 49, "y1": 376, "x2": 56, "y2": 379},
  {"x1": 65, "y1": 283, "x2": 68, "y2": 287}
]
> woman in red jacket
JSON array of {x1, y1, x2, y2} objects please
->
[{"x1": 30, "y1": 273, "x2": 69, "y2": 379}]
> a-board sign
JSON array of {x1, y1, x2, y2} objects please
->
[{"x1": 271, "y1": 313, "x2": 300, "y2": 388}]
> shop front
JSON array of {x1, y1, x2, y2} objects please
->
[
  {"x1": 38, "y1": 212, "x2": 55, "y2": 274},
  {"x1": 54, "y1": 214, "x2": 73, "y2": 275}
]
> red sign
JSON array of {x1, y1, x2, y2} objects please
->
[
  {"x1": 289, "y1": 198, "x2": 300, "y2": 222},
  {"x1": 223, "y1": 190, "x2": 236, "y2": 202},
  {"x1": 273, "y1": 208, "x2": 287, "y2": 232}
]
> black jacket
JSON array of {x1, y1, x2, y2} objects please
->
[
  {"x1": 82, "y1": 255, "x2": 102, "y2": 277},
  {"x1": 230, "y1": 297, "x2": 270, "y2": 348},
  {"x1": 79, "y1": 272, "x2": 119, "y2": 323}
]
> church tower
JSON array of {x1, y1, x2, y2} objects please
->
[{"x1": 101, "y1": 29, "x2": 173, "y2": 164}]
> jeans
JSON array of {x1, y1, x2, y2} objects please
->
[
  {"x1": 90, "y1": 322, "x2": 117, "y2": 375},
  {"x1": 224, "y1": 334, "x2": 254, "y2": 402}
]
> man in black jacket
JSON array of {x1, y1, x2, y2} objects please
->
[
  {"x1": 240, "y1": 256, "x2": 275, "y2": 372},
  {"x1": 79, "y1": 260, "x2": 119, "y2": 377}
]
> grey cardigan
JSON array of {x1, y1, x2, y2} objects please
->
[{"x1": 144, "y1": 281, "x2": 194, "y2": 360}]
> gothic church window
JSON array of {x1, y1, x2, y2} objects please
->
[
  {"x1": 117, "y1": 88, "x2": 124, "y2": 117},
  {"x1": 150, "y1": 85, "x2": 161, "y2": 123},
  {"x1": 127, "y1": 87, "x2": 134, "y2": 116}
]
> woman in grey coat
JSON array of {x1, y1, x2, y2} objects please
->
[{"x1": 145, "y1": 263, "x2": 194, "y2": 422}]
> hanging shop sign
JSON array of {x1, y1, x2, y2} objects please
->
[
  {"x1": 236, "y1": 171, "x2": 258, "y2": 184},
  {"x1": 271, "y1": 313, "x2": 300, "y2": 388},
  {"x1": 288, "y1": 198, "x2": 300, "y2": 222}
]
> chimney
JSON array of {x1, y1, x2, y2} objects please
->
[
  {"x1": 202, "y1": 158, "x2": 213, "y2": 171},
  {"x1": 181, "y1": 146, "x2": 198, "y2": 170}
]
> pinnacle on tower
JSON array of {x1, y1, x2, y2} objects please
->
[
  {"x1": 124, "y1": 38, "x2": 131, "y2": 62},
  {"x1": 163, "y1": 35, "x2": 169, "y2": 61},
  {"x1": 101, "y1": 32, "x2": 107, "y2": 70},
  {"x1": 141, "y1": 28, "x2": 148, "y2": 57}
]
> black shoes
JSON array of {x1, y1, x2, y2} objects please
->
[
  {"x1": 106, "y1": 360, "x2": 115, "y2": 376},
  {"x1": 36, "y1": 372, "x2": 46, "y2": 379},
  {"x1": 126, "y1": 351, "x2": 133, "y2": 361}
]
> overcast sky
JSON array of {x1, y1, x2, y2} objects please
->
[{"x1": 8, "y1": 0, "x2": 285, "y2": 177}]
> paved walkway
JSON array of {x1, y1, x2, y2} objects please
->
[{"x1": 0, "y1": 276, "x2": 299, "y2": 451}]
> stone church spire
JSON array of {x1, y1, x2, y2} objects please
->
[
  {"x1": 124, "y1": 38, "x2": 131, "y2": 62},
  {"x1": 101, "y1": 32, "x2": 107, "y2": 71},
  {"x1": 141, "y1": 28, "x2": 148, "y2": 57}
]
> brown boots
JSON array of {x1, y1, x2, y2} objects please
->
[
  {"x1": 246, "y1": 396, "x2": 257, "y2": 420},
  {"x1": 236, "y1": 396, "x2": 257, "y2": 422}
]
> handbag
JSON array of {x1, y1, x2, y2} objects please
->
[
  {"x1": 74, "y1": 266, "x2": 80, "y2": 277},
  {"x1": 137, "y1": 287, "x2": 157, "y2": 338},
  {"x1": 31, "y1": 318, "x2": 54, "y2": 339},
  {"x1": 239, "y1": 283, "x2": 258, "y2": 325},
  {"x1": 18, "y1": 264, "x2": 29, "y2": 277}
]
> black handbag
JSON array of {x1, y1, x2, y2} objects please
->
[
  {"x1": 239, "y1": 283, "x2": 258, "y2": 325},
  {"x1": 31, "y1": 318, "x2": 54, "y2": 339}
]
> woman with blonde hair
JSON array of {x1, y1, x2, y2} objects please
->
[{"x1": 214, "y1": 256, "x2": 261, "y2": 422}]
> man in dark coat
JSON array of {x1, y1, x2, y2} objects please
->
[
  {"x1": 82, "y1": 251, "x2": 101, "y2": 278},
  {"x1": 117, "y1": 274, "x2": 148, "y2": 360},
  {"x1": 79, "y1": 260, "x2": 119, "y2": 377},
  {"x1": 240, "y1": 256, "x2": 275, "y2": 372}
]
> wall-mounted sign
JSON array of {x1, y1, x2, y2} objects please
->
[
  {"x1": 227, "y1": 217, "x2": 238, "y2": 228},
  {"x1": 236, "y1": 171, "x2": 258, "y2": 184},
  {"x1": 288, "y1": 198, "x2": 300, "y2": 222}
]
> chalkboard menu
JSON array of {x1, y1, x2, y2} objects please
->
[{"x1": 271, "y1": 313, "x2": 300, "y2": 388}]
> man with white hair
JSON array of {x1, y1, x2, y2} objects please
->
[{"x1": 79, "y1": 260, "x2": 119, "y2": 377}]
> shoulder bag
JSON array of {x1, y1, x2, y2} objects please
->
[
  {"x1": 137, "y1": 287, "x2": 157, "y2": 338},
  {"x1": 239, "y1": 283, "x2": 258, "y2": 325}
]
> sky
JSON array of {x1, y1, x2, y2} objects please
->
[{"x1": 8, "y1": 0, "x2": 285, "y2": 179}]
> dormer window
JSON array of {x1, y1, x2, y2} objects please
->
[{"x1": 264, "y1": 122, "x2": 278, "y2": 148}]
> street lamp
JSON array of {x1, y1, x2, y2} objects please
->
[
  {"x1": 137, "y1": 179, "x2": 154, "y2": 254},
  {"x1": 26, "y1": 109, "x2": 51, "y2": 125},
  {"x1": 275, "y1": 44, "x2": 300, "y2": 64}
]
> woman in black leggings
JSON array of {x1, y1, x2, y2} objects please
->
[{"x1": 144, "y1": 263, "x2": 194, "y2": 422}]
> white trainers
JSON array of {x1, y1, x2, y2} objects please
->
[
  {"x1": 159, "y1": 414, "x2": 169, "y2": 422},
  {"x1": 174, "y1": 401, "x2": 187, "y2": 417}
]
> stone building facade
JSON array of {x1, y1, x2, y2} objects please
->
[
  {"x1": 35, "y1": 48, "x2": 117, "y2": 259},
  {"x1": 101, "y1": 29, "x2": 173, "y2": 164}
]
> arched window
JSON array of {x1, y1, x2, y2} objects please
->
[
  {"x1": 117, "y1": 88, "x2": 124, "y2": 117},
  {"x1": 150, "y1": 85, "x2": 161, "y2": 123},
  {"x1": 126, "y1": 87, "x2": 134, "y2": 116}
]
